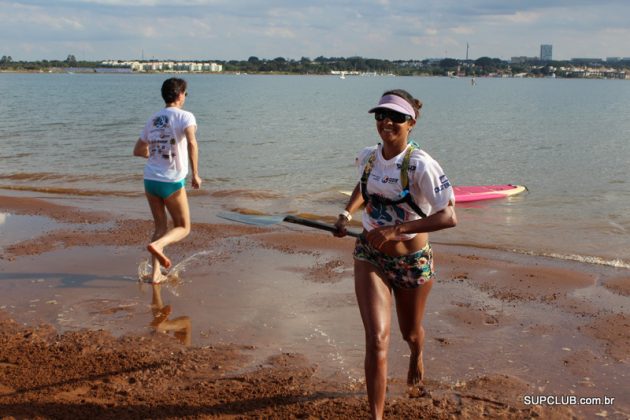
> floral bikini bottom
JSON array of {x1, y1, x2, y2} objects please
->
[{"x1": 353, "y1": 234, "x2": 434, "y2": 289}]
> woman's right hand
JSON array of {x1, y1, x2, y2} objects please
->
[
  {"x1": 191, "y1": 174, "x2": 202, "y2": 189},
  {"x1": 333, "y1": 215, "x2": 348, "y2": 237}
]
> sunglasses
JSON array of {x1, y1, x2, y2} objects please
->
[{"x1": 374, "y1": 109, "x2": 412, "y2": 124}]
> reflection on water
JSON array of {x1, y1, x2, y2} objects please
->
[
  {"x1": 150, "y1": 282, "x2": 191, "y2": 346},
  {"x1": 0, "y1": 212, "x2": 61, "y2": 248},
  {"x1": 137, "y1": 253, "x2": 215, "y2": 347}
]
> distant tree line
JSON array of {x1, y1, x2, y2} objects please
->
[
  {"x1": 0, "y1": 54, "x2": 87, "y2": 71},
  {"x1": 2, "y1": 54, "x2": 629, "y2": 77},
  {"x1": 218, "y1": 56, "x2": 508, "y2": 76}
]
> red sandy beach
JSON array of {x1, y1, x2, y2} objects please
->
[{"x1": 0, "y1": 193, "x2": 628, "y2": 419}]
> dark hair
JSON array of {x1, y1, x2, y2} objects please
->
[
  {"x1": 382, "y1": 89, "x2": 423, "y2": 119},
  {"x1": 161, "y1": 78, "x2": 187, "y2": 104}
]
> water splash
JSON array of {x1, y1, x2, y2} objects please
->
[
  {"x1": 137, "y1": 258, "x2": 151, "y2": 282},
  {"x1": 137, "y1": 249, "x2": 217, "y2": 296},
  {"x1": 170, "y1": 250, "x2": 216, "y2": 275}
]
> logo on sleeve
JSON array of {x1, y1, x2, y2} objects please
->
[{"x1": 434, "y1": 175, "x2": 451, "y2": 194}]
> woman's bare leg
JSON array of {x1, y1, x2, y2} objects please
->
[
  {"x1": 147, "y1": 188, "x2": 191, "y2": 273},
  {"x1": 394, "y1": 279, "x2": 433, "y2": 386},
  {"x1": 145, "y1": 193, "x2": 168, "y2": 281},
  {"x1": 354, "y1": 259, "x2": 393, "y2": 420}
]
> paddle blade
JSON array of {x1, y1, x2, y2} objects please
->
[
  {"x1": 216, "y1": 211, "x2": 285, "y2": 226},
  {"x1": 217, "y1": 212, "x2": 360, "y2": 238}
]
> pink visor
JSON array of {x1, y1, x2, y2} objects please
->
[{"x1": 368, "y1": 94, "x2": 416, "y2": 120}]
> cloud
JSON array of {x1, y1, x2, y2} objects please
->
[
  {"x1": 450, "y1": 26, "x2": 475, "y2": 36},
  {"x1": 1, "y1": 0, "x2": 629, "y2": 60}
]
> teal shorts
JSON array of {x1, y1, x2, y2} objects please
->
[{"x1": 144, "y1": 179, "x2": 186, "y2": 199}]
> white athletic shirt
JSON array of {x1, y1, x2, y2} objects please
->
[
  {"x1": 356, "y1": 143, "x2": 455, "y2": 240},
  {"x1": 140, "y1": 107, "x2": 196, "y2": 183}
]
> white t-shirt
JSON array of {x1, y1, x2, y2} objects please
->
[
  {"x1": 356, "y1": 143, "x2": 455, "y2": 240},
  {"x1": 140, "y1": 107, "x2": 196, "y2": 183}
]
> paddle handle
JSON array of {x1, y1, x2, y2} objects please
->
[{"x1": 283, "y1": 215, "x2": 361, "y2": 238}]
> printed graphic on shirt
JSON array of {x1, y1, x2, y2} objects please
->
[
  {"x1": 396, "y1": 162, "x2": 417, "y2": 171},
  {"x1": 364, "y1": 161, "x2": 410, "y2": 227},
  {"x1": 366, "y1": 197, "x2": 406, "y2": 227},
  {"x1": 148, "y1": 115, "x2": 176, "y2": 162},
  {"x1": 380, "y1": 176, "x2": 399, "y2": 184}
]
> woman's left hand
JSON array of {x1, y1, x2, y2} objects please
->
[{"x1": 366, "y1": 225, "x2": 397, "y2": 249}]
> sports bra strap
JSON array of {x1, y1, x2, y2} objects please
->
[
  {"x1": 360, "y1": 142, "x2": 427, "y2": 218},
  {"x1": 400, "y1": 145, "x2": 414, "y2": 191}
]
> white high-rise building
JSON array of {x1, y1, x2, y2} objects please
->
[{"x1": 540, "y1": 44, "x2": 553, "y2": 61}]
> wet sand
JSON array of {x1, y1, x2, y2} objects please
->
[{"x1": 0, "y1": 193, "x2": 628, "y2": 419}]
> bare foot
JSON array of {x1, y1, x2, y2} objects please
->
[
  {"x1": 407, "y1": 351, "x2": 424, "y2": 386},
  {"x1": 151, "y1": 271, "x2": 168, "y2": 284},
  {"x1": 147, "y1": 244, "x2": 171, "y2": 269},
  {"x1": 407, "y1": 384, "x2": 429, "y2": 398}
]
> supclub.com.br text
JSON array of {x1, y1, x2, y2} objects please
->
[{"x1": 522, "y1": 395, "x2": 615, "y2": 406}]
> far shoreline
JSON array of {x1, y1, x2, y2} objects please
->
[{"x1": 2, "y1": 69, "x2": 628, "y2": 80}]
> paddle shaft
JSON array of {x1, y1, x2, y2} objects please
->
[{"x1": 283, "y1": 215, "x2": 360, "y2": 238}]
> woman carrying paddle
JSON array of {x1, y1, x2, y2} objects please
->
[
  {"x1": 334, "y1": 89, "x2": 456, "y2": 420},
  {"x1": 133, "y1": 77, "x2": 202, "y2": 283}
]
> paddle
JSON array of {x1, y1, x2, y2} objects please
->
[{"x1": 216, "y1": 211, "x2": 361, "y2": 238}]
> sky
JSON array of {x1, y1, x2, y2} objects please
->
[{"x1": 1, "y1": 0, "x2": 629, "y2": 62}]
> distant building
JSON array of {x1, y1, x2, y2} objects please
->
[
  {"x1": 540, "y1": 44, "x2": 552, "y2": 61},
  {"x1": 100, "y1": 60, "x2": 223, "y2": 73},
  {"x1": 570, "y1": 58, "x2": 604, "y2": 66},
  {"x1": 557, "y1": 65, "x2": 627, "y2": 79}
]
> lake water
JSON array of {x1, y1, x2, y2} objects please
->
[{"x1": 1, "y1": 73, "x2": 629, "y2": 268}]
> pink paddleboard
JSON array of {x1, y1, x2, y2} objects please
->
[
  {"x1": 453, "y1": 184, "x2": 526, "y2": 203},
  {"x1": 340, "y1": 184, "x2": 526, "y2": 203}
]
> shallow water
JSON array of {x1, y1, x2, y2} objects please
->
[
  {"x1": 0, "y1": 212, "x2": 61, "y2": 248},
  {"x1": 1, "y1": 73, "x2": 629, "y2": 267}
]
